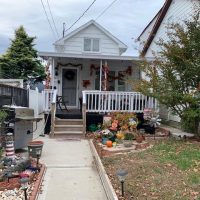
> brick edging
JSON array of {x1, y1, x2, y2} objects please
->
[
  {"x1": 29, "y1": 164, "x2": 46, "y2": 200},
  {"x1": 89, "y1": 139, "x2": 118, "y2": 200}
]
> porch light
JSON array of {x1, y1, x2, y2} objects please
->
[
  {"x1": 19, "y1": 177, "x2": 30, "y2": 200},
  {"x1": 116, "y1": 169, "x2": 128, "y2": 197}
]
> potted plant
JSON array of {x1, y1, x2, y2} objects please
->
[{"x1": 123, "y1": 132, "x2": 134, "y2": 147}]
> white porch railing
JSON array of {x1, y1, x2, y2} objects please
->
[{"x1": 82, "y1": 90, "x2": 158, "y2": 113}]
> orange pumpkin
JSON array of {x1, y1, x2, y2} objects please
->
[{"x1": 106, "y1": 140, "x2": 113, "y2": 148}]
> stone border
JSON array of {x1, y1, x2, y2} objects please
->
[
  {"x1": 89, "y1": 139, "x2": 118, "y2": 200},
  {"x1": 29, "y1": 164, "x2": 46, "y2": 200}
]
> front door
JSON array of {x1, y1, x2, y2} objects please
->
[{"x1": 62, "y1": 68, "x2": 78, "y2": 107}]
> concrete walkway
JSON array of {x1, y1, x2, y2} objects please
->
[{"x1": 37, "y1": 136, "x2": 108, "y2": 200}]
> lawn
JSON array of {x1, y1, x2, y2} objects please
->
[{"x1": 102, "y1": 139, "x2": 200, "y2": 200}]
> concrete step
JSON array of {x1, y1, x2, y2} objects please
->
[
  {"x1": 55, "y1": 118, "x2": 83, "y2": 126},
  {"x1": 54, "y1": 125, "x2": 83, "y2": 132},
  {"x1": 54, "y1": 131, "x2": 83, "y2": 135}
]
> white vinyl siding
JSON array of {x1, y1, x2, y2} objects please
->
[
  {"x1": 146, "y1": 0, "x2": 198, "y2": 57},
  {"x1": 55, "y1": 24, "x2": 120, "y2": 56}
]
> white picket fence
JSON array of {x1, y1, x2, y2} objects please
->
[{"x1": 28, "y1": 88, "x2": 46, "y2": 117}]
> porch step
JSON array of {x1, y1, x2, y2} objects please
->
[
  {"x1": 54, "y1": 118, "x2": 83, "y2": 136},
  {"x1": 55, "y1": 118, "x2": 83, "y2": 126},
  {"x1": 54, "y1": 125, "x2": 83, "y2": 132}
]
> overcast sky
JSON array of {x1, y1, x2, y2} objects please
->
[{"x1": 0, "y1": 0, "x2": 165, "y2": 56}]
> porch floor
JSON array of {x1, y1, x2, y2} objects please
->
[{"x1": 56, "y1": 109, "x2": 82, "y2": 119}]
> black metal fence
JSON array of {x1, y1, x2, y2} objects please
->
[{"x1": 0, "y1": 84, "x2": 28, "y2": 107}]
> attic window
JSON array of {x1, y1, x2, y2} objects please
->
[{"x1": 84, "y1": 38, "x2": 100, "y2": 52}]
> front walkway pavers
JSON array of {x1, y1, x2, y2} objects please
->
[{"x1": 37, "y1": 137, "x2": 108, "y2": 200}]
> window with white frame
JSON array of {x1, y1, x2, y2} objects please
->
[
  {"x1": 84, "y1": 38, "x2": 100, "y2": 52},
  {"x1": 95, "y1": 70, "x2": 126, "y2": 91}
]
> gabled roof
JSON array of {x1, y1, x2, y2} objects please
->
[
  {"x1": 54, "y1": 20, "x2": 127, "y2": 50},
  {"x1": 137, "y1": 8, "x2": 162, "y2": 41},
  {"x1": 139, "y1": 0, "x2": 173, "y2": 57}
]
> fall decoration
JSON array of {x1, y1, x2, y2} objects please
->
[
  {"x1": 90, "y1": 64, "x2": 132, "y2": 79},
  {"x1": 90, "y1": 64, "x2": 100, "y2": 76},
  {"x1": 82, "y1": 80, "x2": 91, "y2": 88},
  {"x1": 106, "y1": 140, "x2": 113, "y2": 148},
  {"x1": 57, "y1": 62, "x2": 83, "y2": 69}
]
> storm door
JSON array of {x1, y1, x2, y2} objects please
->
[{"x1": 62, "y1": 68, "x2": 78, "y2": 107}]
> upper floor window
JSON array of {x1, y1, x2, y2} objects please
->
[{"x1": 84, "y1": 38, "x2": 100, "y2": 52}]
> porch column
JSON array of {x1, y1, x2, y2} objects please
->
[
  {"x1": 100, "y1": 59, "x2": 102, "y2": 91},
  {"x1": 51, "y1": 58, "x2": 55, "y2": 89},
  {"x1": 104, "y1": 60, "x2": 108, "y2": 91}
]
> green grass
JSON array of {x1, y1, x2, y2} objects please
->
[
  {"x1": 149, "y1": 140, "x2": 200, "y2": 170},
  {"x1": 188, "y1": 173, "x2": 200, "y2": 185}
]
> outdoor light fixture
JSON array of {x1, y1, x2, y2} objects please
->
[
  {"x1": 19, "y1": 177, "x2": 30, "y2": 200},
  {"x1": 36, "y1": 148, "x2": 41, "y2": 167},
  {"x1": 116, "y1": 169, "x2": 128, "y2": 197}
]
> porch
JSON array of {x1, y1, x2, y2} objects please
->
[
  {"x1": 40, "y1": 52, "x2": 141, "y2": 110},
  {"x1": 43, "y1": 89, "x2": 158, "y2": 136}
]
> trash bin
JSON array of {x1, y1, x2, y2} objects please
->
[{"x1": 27, "y1": 141, "x2": 44, "y2": 158}]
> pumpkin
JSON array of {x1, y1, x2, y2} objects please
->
[{"x1": 106, "y1": 140, "x2": 113, "y2": 148}]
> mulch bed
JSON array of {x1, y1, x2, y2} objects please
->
[{"x1": 0, "y1": 164, "x2": 46, "y2": 200}]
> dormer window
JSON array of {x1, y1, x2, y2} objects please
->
[{"x1": 84, "y1": 38, "x2": 100, "y2": 52}]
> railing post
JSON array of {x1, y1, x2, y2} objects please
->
[
  {"x1": 50, "y1": 102, "x2": 56, "y2": 138},
  {"x1": 82, "y1": 91, "x2": 87, "y2": 136},
  {"x1": 50, "y1": 89, "x2": 57, "y2": 138}
]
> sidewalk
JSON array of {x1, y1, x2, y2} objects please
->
[{"x1": 36, "y1": 136, "x2": 108, "y2": 200}]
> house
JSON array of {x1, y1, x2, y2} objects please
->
[
  {"x1": 137, "y1": 0, "x2": 199, "y2": 122},
  {"x1": 39, "y1": 20, "x2": 157, "y2": 136}
]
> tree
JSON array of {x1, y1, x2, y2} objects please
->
[
  {"x1": 0, "y1": 26, "x2": 46, "y2": 81},
  {"x1": 136, "y1": 11, "x2": 200, "y2": 134}
]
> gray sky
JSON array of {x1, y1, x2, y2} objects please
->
[{"x1": 0, "y1": 0, "x2": 165, "y2": 56}]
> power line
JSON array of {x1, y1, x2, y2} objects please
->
[
  {"x1": 46, "y1": 0, "x2": 59, "y2": 38},
  {"x1": 65, "y1": 0, "x2": 97, "y2": 33},
  {"x1": 40, "y1": 0, "x2": 57, "y2": 39},
  {"x1": 95, "y1": 0, "x2": 118, "y2": 20}
]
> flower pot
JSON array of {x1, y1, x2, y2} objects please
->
[{"x1": 123, "y1": 140, "x2": 132, "y2": 147}]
